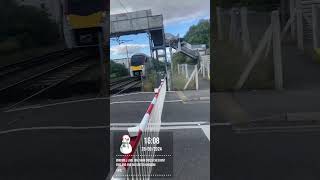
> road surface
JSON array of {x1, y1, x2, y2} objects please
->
[{"x1": 110, "y1": 91, "x2": 210, "y2": 179}]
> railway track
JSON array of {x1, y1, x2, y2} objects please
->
[
  {"x1": 0, "y1": 55, "x2": 97, "y2": 111},
  {"x1": 0, "y1": 49, "x2": 72, "y2": 78},
  {"x1": 0, "y1": 49, "x2": 90, "y2": 91},
  {"x1": 110, "y1": 76, "x2": 141, "y2": 95}
]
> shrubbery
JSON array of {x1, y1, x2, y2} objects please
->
[{"x1": 110, "y1": 60, "x2": 129, "y2": 79}]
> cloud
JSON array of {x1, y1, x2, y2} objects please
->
[
  {"x1": 110, "y1": 44, "x2": 149, "y2": 56},
  {"x1": 110, "y1": 0, "x2": 210, "y2": 25}
]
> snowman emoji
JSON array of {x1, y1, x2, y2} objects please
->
[{"x1": 120, "y1": 135, "x2": 132, "y2": 155}]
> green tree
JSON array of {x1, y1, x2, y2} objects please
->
[
  {"x1": 110, "y1": 60, "x2": 129, "y2": 78},
  {"x1": 151, "y1": 59, "x2": 166, "y2": 72},
  {"x1": 184, "y1": 19, "x2": 210, "y2": 47}
]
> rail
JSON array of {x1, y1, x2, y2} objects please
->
[
  {"x1": 110, "y1": 77, "x2": 141, "y2": 95},
  {"x1": 0, "y1": 49, "x2": 72, "y2": 78},
  {"x1": 0, "y1": 55, "x2": 95, "y2": 111}
]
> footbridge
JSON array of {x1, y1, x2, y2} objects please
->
[
  {"x1": 165, "y1": 33, "x2": 199, "y2": 60},
  {"x1": 110, "y1": 10, "x2": 167, "y2": 61}
]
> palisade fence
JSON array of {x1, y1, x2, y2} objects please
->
[
  {"x1": 175, "y1": 55, "x2": 210, "y2": 90},
  {"x1": 281, "y1": 0, "x2": 320, "y2": 50},
  {"x1": 216, "y1": 0, "x2": 320, "y2": 90},
  {"x1": 217, "y1": 7, "x2": 283, "y2": 90},
  {"x1": 177, "y1": 64, "x2": 199, "y2": 90}
]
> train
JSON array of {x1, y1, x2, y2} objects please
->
[
  {"x1": 130, "y1": 53, "x2": 152, "y2": 77},
  {"x1": 63, "y1": 0, "x2": 108, "y2": 48}
]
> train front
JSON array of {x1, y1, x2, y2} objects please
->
[
  {"x1": 130, "y1": 54, "x2": 147, "y2": 78},
  {"x1": 64, "y1": 0, "x2": 107, "y2": 47}
]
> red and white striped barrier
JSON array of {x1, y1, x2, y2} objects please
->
[{"x1": 111, "y1": 79, "x2": 166, "y2": 180}]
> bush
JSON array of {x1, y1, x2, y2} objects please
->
[
  {"x1": 143, "y1": 71, "x2": 157, "y2": 92},
  {"x1": 171, "y1": 52, "x2": 197, "y2": 69},
  {"x1": 110, "y1": 60, "x2": 129, "y2": 78}
]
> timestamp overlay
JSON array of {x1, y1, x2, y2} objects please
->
[{"x1": 111, "y1": 131, "x2": 173, "y2": 178}]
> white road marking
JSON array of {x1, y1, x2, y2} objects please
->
[
  {"x1": 164, "y1": 100, "x2": 183, "y2": 103},
  {"x1": 111, "y1": 125, "x2": 205, "y2": 131},
  {"x1": 111, "y1": 121, "x2": 210, "y2": 130},
  {"x1": 236, "y1": 125, "x2": 320, "y2": 133},
  {"x1": 111, "y1": 100, "x2": 182, "y2": 104},
  {"x1": 111, "y1": 122, "x2": 211, "y2": 140},
  {"x1": 183, "y1": 101, "x2": 210, "y2": 104},
  {"x1": 111, "y1": 121, "x2": 208, "y2": 127},
  {"x1": 111, "y1": 92, "x2": 154, "y2": 98},
  {"x1": 5, "y1": 97, "x2": 109, "y2": 112},
  {"x1": 111, "y1": 91, "x2": 177, "y2": 98},
  {"x1": 201, "y1": 125, "x2": 210, "y2": 141},
  {"x1": 111, "y1": 100, "x2": 150, "y2": 104},
  {"x1": 0, "y1": 126, "x2": 108, "y2": 135}
]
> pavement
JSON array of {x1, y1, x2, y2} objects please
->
[
  {"x1": 110, "y1": 90, "x2": 210, "y2": 179},
  {"x1": 212, "y1": 124, "x2": 320, "y2": 180}
]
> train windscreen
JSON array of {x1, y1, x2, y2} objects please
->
[
  {"x1": 67, "y1": 0, "x2": 106, "y2": 15},
  {"x1": 131, "y1": 55, "x2": 146, "y2": 66}
]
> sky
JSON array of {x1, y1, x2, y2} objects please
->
[{"x1": 110, "y1": 0, "x2": 210, "y2": 61}]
